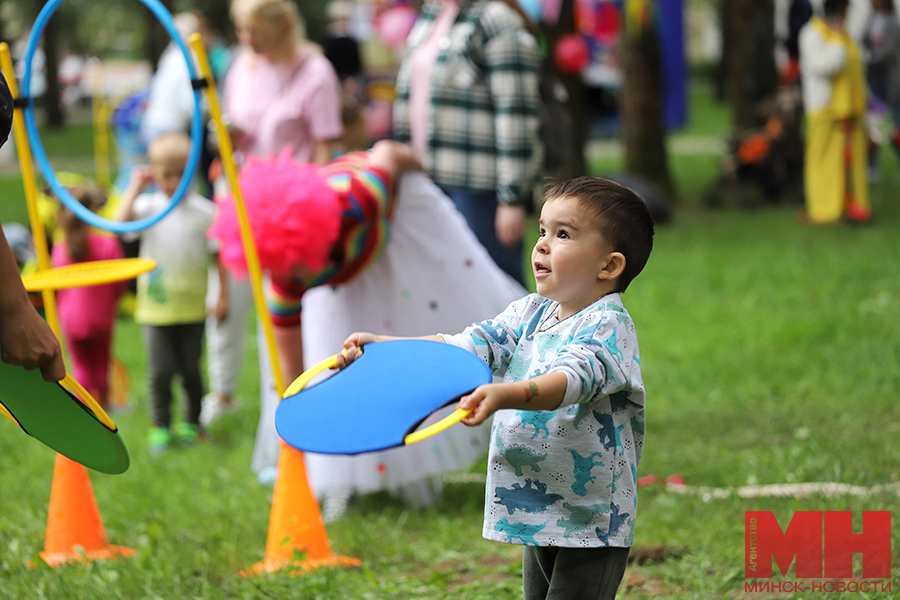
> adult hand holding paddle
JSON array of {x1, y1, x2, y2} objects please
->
[{"x1": 0, "y1": 225, "x2": 65, "y2": 381}]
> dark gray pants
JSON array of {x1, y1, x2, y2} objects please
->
[
  {"x1": 143, "y1": 322, "x2": 205, "y2": 427},
  {"x1": 523, "y1": 546, "x2": 630, "y2": 600}
]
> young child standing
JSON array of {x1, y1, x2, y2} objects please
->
[
  {"x1": 116, "y1": 132, "x2": 227, "y2": 454},
  {"x1": 52, "y1": 185, "x2": 125, "y2": 407},
  {"x1": 339, "y1": 177, "x2": 654, "y2": 600}
]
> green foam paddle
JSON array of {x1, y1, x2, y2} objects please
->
[{"x1": 0, "y1": 360, "x2": 130, "y2": 474}]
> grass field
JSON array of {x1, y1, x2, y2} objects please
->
[{"x1": 1, "y1": 85, "x2": 899, "y2": 599}]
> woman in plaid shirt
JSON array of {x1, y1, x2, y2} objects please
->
[{"x1": 393, "y1": 0, "x2": 541, "y2": 285}]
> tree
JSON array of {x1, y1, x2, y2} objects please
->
[
  {"x1": 619, "y1": 1, "x2": 674, "y2": 195},
  {"x1": 39, "y1": 0, "x2": 64, "y2": 127},
  {"x1": 723, "y1": 0, "x2": 777, "y2": 129},
  {"x1": 541, "y1": 0, "x2": 587, "y2": 179},
  {"x1": 144, "y1": 0, "x2": 174, "y2": 69}
]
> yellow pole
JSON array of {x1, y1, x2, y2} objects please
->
[
  {"x1": 91, "y1": 61, "x2": 112, "y2": 191},
  {"x1": 190, "y1": 34, "x2": 358, "y2": 576},
  {"x1": 187, "y1": 34, "x2": 284, "y2": 395},
  {"x1": 0, "y1": 43, "x2": 61, "y2": 338}
]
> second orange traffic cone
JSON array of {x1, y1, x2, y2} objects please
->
[
  {"x1": 242, "y1": 442, "x2": 360, "y2": 575},
  {"x1": 39, "y1": 454, "x2": 136, "y2": 567}
]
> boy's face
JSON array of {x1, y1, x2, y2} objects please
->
[
  {"x1": 150, "y1": 155, "x2": 187, "y2": 198},
  {"x1": 532, "y1": 196, "x2": 617, "y2": 315}
]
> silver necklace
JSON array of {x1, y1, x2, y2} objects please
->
[{"x1": 537, "y1": 302, "x2": 574, "y2": 332}]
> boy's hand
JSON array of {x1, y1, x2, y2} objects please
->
[
  {"x1": 129, "y1": 165, "x2": 154, "y2": 189},
  {"x1": 335, "y1": 332, "x2": 379, "y2": 369},
  {"x1": 459, "y1": 383, "x2": 516, "y2": 426}
]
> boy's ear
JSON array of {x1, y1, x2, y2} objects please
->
[{"x1": 598, "y1": 251, "x2": 626, "y2": 282}]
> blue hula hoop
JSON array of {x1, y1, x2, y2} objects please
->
[{"x1": 22, "y1": 0, "x2": 204, "y2": 234}]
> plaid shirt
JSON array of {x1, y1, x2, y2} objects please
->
[{"x1": 393, "y1": 0, "x2": 541, "y2": 206}]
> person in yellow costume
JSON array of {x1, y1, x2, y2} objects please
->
[{"x1": 799, "y1": 0, "x2": 871, "y2": 224}]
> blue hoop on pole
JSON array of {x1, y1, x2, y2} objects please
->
[{"x1": 22, "y1": 0, "x2": 204, "y2": 234}]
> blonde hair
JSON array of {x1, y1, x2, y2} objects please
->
[
  {"x1": 231, "y1": 0, "x2": 307, "y2": 49},
  {"x1": 173, "y1": 11, "x2": 212, "y2": 45},
  {"x1": 147, "y1": 132, "x2": 192, "y2": 167}
]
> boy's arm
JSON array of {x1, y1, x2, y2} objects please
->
[
  {"x1": 115, "y1": 166, "x2": 153, "y2": 222},
  {"x1": 458, "y1": 372, "x2": 568, "y2": 426}
]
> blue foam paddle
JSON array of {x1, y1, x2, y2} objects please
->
[{"x1": 275, "y1": 340, "x2": 491, "y2": 455}]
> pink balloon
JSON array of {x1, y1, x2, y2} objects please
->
[
  {"x1": 376, "y1": 5, "x2": 418, "y2": 49},
  {"x1": 554, "y1": 34, "x2": 590, "y2": 75}
]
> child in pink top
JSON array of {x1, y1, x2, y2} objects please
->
[{"x1": 51, "y1": 186, "x2": 124, "y2": 407}]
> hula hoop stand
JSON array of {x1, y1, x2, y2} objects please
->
[{"x1": 21, "y1": 0, "x2": 206, "y2": 234}]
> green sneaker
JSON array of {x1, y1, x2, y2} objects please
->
[
  {"x1": 148, "y1": 427, "x2": 171, "y2": 455},
  {"x1": 175, "y1": 422, "x2": 202, "y2": 446}
]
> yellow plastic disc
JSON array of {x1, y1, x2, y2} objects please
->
[{"x1": 21, "y1": 258, "x2": 157, "y2": 291}]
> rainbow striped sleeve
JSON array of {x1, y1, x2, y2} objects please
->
[{"x1": 266, "y1": 276, "x2": 306, "y2": 327}]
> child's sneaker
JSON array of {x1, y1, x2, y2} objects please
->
[
  {"x1": 148, "y1": 427, "x2": 171, "y2": 456},
  {"x1": 175, "y1": 422, "x2": 203, "y2": 446}
]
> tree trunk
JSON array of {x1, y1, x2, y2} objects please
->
[
  {"x1": 40, "y1": 0, "x2": 64, "y2": 128},
  {"x1": 620, "y1": 18, "x2": 674, "y2": 196},
  {"x1": 542, "y1": 0, "x2": 586, "y2": 178},
  {"x1": 145, "y1": 0, "x2": 176, "y2": 70},
  {"x1": 725, "y1": 0, "x2": 777, "y2": 129}
]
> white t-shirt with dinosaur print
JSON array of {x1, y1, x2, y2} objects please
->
[{"x1": 441, "y1": 293, "x2": 645, "y2": 548}]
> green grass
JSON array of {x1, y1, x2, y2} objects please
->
[{"x1": 2, "y1": 86, "x2": 900, "y2": 598}]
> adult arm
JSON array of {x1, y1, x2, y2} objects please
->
[
  {"x1": 307, "y1": 58, "x2": 345, "y2": 165},
  {"x1": 274, "y1": 322, "x2": 305, "y2": 385},
  {"x1": 799, "y1": 21, "x2": 848, "y2": 78},
  {"x1": 0, "y1": 225, "x2": 66, "y2": 381},
  {"x1": 366, "y1": 140, "x2": 423, "y2": 181},
  {"x1": 211, "y1": 252, "x2": 229, "y2": 322},
  {"x1": 312, "y1": 138, "x2": 343, "y2": 165},
  {"x1": 482, "y1": 8, "x2": 540, "y2": 246}
]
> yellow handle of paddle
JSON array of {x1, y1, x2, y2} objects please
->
[
  {"x1": 281, "y1": 348, "x2": 359, "y2": 398},
  {"x1": 0, "y1": 402, "x2": 17, "y2": 425},
  {"x1": 61, "y1": 375, "x2": 117, "y2": 431},
  {"x1": 403, "y1": 407, "x2": 473, "y2": 446}
]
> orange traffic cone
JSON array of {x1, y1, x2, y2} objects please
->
[
  {"x1": 242, "y1": 442, "x2": 360, "y2": 575},
  {"x1": 38, "y1": 454, "x2": 136, "y2": 567}
]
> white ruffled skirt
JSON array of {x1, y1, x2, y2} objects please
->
[{"x1": 252, "y1": 172, "x2": 526, "y2": 504}]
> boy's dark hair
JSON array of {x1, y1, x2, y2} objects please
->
[{"x1": 544, "y1": 176, "x2": 654, "y2": 292}]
